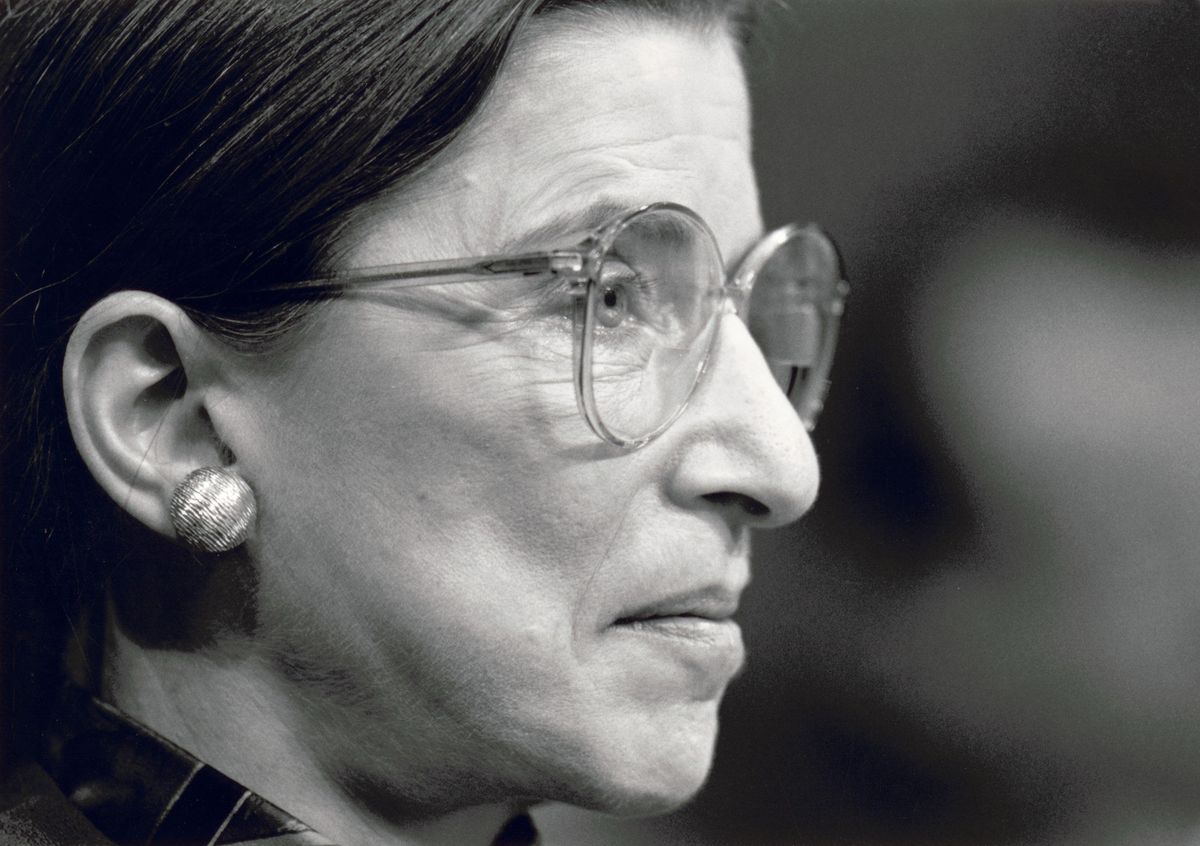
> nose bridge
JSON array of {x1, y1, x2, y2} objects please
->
[
  {"x1": 720, "y1": 281, "x2": 750, "y2": 318},
  {"x1": 667, "y1": 311, "x2": 819, "y2": 528}
]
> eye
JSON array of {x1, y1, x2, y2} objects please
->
[
  {"x1": 596, "y1": 258, "x2": 638, "y2": 328},
  {"x1": 598, "y1": 283, "x2": 627, "y2": 328}
]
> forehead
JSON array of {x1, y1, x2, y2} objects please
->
[{"x1": 336, "y1": 13, "x2": 760, "y2": 267}]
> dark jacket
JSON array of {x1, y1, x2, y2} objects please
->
[
  {"x1": 0, "y1": 691, "x2": 333, "y2": 845},
  {"x1": 0, "y1": 691, "x2": 539, "y2": 846},
  {"x1": 0, "y1": 762, "x2": 113, "y2": 846}
]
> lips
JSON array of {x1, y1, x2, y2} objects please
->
[
  {"x1": 613, "y1": 587, "x2": 740, "y2": 627},
  {"x1": 609, "y1": 585, "x2": 746, "y2": 690}
]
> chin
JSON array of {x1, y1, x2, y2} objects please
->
[
  {"x1": 595, "y1": 777, "x2": 710, "y2": 819},
  {"x1": 558, "y1": 720, "x2": 720, "y2": 818}
]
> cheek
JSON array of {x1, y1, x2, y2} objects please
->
[
  {"x1": 236, "y1": 307, "x2": 717, "y2": 805},
  {"x1": 242, "y1": 305, "x2": 643, "y2": 672},
  {"x1": 254, "y1": 304, "x2": 579, "y2": 489}
]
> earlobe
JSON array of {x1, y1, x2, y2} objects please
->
[{"x1": 63, "y1": 291, "x2": 231, "y2": 540}]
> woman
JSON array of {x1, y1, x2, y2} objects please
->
[{"x1": 0, "y1": 1, "x2": 846, "y2": 843}]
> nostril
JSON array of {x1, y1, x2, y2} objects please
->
[{"x1": 703, "y1": 490, "x2": 770, "y2": 518}]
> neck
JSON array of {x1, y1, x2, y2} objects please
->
[{"x1": 104, "y1": 623, "x2": 524, "y2": 846}]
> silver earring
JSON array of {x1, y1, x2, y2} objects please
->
[{"x1": 169, "y1": 467, "x2": 257, "y2": 552}]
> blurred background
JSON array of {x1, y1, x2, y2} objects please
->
[{"x1": 541, "y1": 1, "x2": 1200, "y2": 844}]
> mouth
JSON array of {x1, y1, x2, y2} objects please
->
[
  {"x1": 611, "y1": 588, "x2": 742, "y2": 644},
  {"x1": 608, "y1": 587, "x2": 746, "y2": 688},
  {"x1": 614, "y1": 588, "x2": 740, "y2": 626}
]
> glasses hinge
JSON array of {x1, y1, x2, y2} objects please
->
[
  {"x1": 481, "y1": 252, "x2": 585, "y2": 282},
  {"x1": 548, "y1": 252, "x2": 585, "y2": 274},
  {"x1": 480, "y1": 251, "x2": 585, "y2": 277}
]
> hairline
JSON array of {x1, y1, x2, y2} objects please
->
[
  {"x1": 532, "y1": 0, "x2": 759, "y2": 50},
  {"x1": 323, "y1": 2, "x2": 752, "y2": 272}
]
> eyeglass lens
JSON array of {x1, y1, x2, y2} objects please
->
[
  {"x1": 586, "y1": 208, "x2": 841, "y2": 442},
  {"x1": 588, "y1": 207, "x2": 723, "y2": 443},
  {"x1": 746, "y1": 227, "x2": 842, "y2": 429}
]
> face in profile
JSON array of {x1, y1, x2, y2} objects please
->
[{"x1": 219, "y1": 14, "x2": 817, "y2": 816}]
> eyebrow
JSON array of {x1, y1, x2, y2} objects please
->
[
  {"x1": 495, "y1": 198, "x2": 636, "y2": 253},
  {"x1": 496, "y1": 197, "x2": 764, "y2": 274}
]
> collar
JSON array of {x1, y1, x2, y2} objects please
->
[
  {"x1": 40, "y1": 689, "x2": 538, "y2": 846},
  {"x1": 41, "y1": 689, "x2": 335, "y2": 845}
]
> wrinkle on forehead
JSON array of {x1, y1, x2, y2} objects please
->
[
  {"x1": 476, "y1": 16, "x2": 751, "y2": 148},
  {"x1": 333, "y1": 15, "x2": 760, "y2": 271}
]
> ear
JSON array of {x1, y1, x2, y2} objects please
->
[{"x1": 63, "y1": 291, "x2": 235, "y2": 541}]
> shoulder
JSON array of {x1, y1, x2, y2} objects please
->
[{"x1": 0, "y1": 762, "x2": 113, "y2": 846}]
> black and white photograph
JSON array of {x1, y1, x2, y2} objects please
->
[{"x1": 2, "y1": 2, "x2": 1198, "y2": 844}]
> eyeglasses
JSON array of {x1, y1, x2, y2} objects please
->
[{"x1": 260, "y1": 202, "x2": 848, "y2": 449}]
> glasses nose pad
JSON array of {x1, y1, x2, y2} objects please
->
[{"x1": 721, "y1": 284, "x2": 751, "y2": 319}]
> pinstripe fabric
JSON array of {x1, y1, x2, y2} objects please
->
[
  {"x1": 38, "y1": 690, "x2": 538, "y2": 846},
  {"x1": 41, "y1": 691, "x2": 336, "y2": 846}
]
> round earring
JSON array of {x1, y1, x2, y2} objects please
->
[{"x1": 169, "y1": 467, "x2": 257, "y2": 553}]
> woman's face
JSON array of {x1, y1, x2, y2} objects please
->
[{"x1": 226, "y1": 13, "x2": 817, "y2": 815}]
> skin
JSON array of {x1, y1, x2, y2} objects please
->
[{"x1": 74, "y1": 12, "x2": 818, "y2": 846}]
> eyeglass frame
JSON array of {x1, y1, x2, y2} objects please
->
[{"x1": 254, "y1": 201, "x2": 848, "y2": 449}]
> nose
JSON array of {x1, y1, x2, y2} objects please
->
[{"x1": 664, "y1": 312, "x2": 820, "y2": 530}]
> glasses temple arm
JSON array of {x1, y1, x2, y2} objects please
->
[{"x1": 255, "y1": 251, "x2": 586, "y2": 298}]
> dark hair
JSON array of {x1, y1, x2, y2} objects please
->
[{"x1": 0, "y1": 0, "x2": 760, "y2": 769}]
